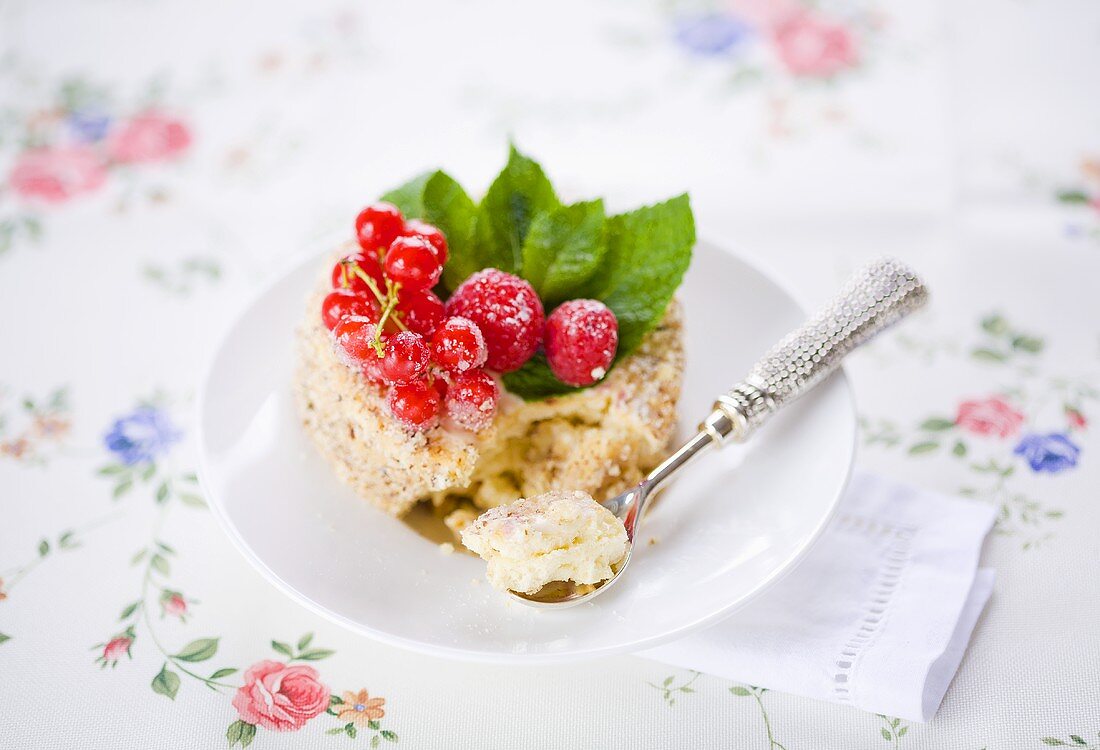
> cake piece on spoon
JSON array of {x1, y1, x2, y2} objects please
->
[{"x1": 460, "y1": 490, "x2": 629, "y2": 594}]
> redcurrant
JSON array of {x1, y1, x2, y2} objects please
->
[
  {"x1": 355, "y1": 202, "x2": 404, "y2": 253},
  {"x1": 402, "y1": 219, "x2": 448, "y2": 266},
  {"x1": 444, "y1": 369, "x2": 499, "y2": 432},
  {"x1": 396, "y1": 289, "x2": 446, "y2": 337},
  {"x1": 383, "y1": 236, "x2": 442, "y2": 291},
  {"x1": 331, "y1": 252, "x2": 385, "y2": 298},
  {"x1": 321, "y1": 289, "x2": 377, "y2": 331},
  {"x1": 333, "y1": 316, "x2": 380, "y2": 366},
  {"x1": 379, "y1": 331, "x2": 430, "y2": 385},
  {"x1": 430, "y1": 316, "x2": 487, "y2": 373},
  {"x1": 388, "y1": 379, "x2": 441, "y2": 431}
]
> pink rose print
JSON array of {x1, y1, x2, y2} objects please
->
[
  {"x1": 107, "y1": 111, "x2": 192, "y2": 164},
  {"x1": 955, "y1": 396, "x2": 1025, "y2": 438},
  {"x1": 96, "y1": 629, "x2": 136, "y2": 668},
  {"x1": 1066, "y1": 407, "x2": 1087, "y2": 430},
  {"x1": 772, "y1": 12, "x2": 858, "y2": 78},
  {"x1": 232, "y1": 660, "x2": 330, "y2": 731},
  {"x1": 161, "y1": 591, "x2": 188, "y2": 620},
  {"x1": 8, "y1": 145, "x2": 107, "y2": 204}
]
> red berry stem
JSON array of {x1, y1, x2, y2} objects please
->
[{"x1": 371, "y1": 278, "x2": 404, "y2": 356}]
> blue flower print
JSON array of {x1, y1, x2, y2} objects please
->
[
  {"x1": 1013, "y1": 432, "x2": 1081, "y2": 474},
  {"x1": 673, "y1": 12, "x2": 752, "y2": 57},
  {"x1": 104, "y1": 407, "x2": 182, "y2": 465}
]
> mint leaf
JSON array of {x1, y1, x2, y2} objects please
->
[
  {"x1": 475, "y1": 145, "x2": 559, "y2": 275},
  {"x1": 521, "y1": 199, "x2": 606, "y2": 307},
  {"x1": 380, "y1": 172, "x2": 432, "y2": 216},
  {"x1": 421, "y1": 172, "x2": 477, "y2": 291},
  {"x1": 594, "y1": 194, "x2": 694, "y2": 356},
  {"x1": 380, "y1": 170, "x2": 477, "y2": 292},
  {"x1": 502, "y1": 354, "x2": 589, "y2": 401}
]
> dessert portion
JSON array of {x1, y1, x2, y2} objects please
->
[
  {"x1": 294, "y1": 146, "x2": 695, "y2": 553},
  {"x1": 460, "y1": 490, "x2": 629, "y2": 594}
]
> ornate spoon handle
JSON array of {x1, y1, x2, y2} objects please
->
[{"x1": 701, "y1": 258, "x2": 928, "y2": 444}]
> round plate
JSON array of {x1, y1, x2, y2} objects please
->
[{"x1": 197, "y1": 241, "x2": 855, "y2": 663}]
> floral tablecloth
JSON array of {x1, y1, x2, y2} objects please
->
[{"x1": 3, "y1": 0, "x2": 1098, "y2": 747}]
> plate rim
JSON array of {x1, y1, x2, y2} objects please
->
[{"x1": 195, "y1": 236, "x2": 856, "y2": 664}]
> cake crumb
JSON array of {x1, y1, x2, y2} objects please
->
[{"x1": 647, "y1": 537, "x2": 659, "y2": 546}]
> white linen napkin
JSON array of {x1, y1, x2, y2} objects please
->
[{"x1": 639, "y1": 471, "x2": 996, "y2": 722}]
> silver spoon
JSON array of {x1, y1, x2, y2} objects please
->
[{"x1": 510, "y1": 258, "x2": 928, "y2": 608}]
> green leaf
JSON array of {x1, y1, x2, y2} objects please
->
[
  {"x1": 179, "y1": 493, "x2": 206, "y2": 507},
  {"x1": 952, "y1": 441, "x2": 967, "y2": 457},
  {"x1": 919, "y1": 417, "x2": 956, "y2": 431},
  {"x1": 729, "y1": 686, "x2": 752, "y2": 696},
  {"x1": 970, "y1": 347, "x2": 1007, "y2": 363},
  {"x1": 1070, "y1": 736, "x2": 1086, "y2": 746},
  {"x1": 325, "y1": 727, "x2": 345, "y2": 735},
  {"x1": 0, "y1": 632, "x2": 10, "y2": 645},
  {"x1": 174, "y1": 637, "x2": 219, "y2": 662},
  {"x1": 881, "y1": 728, "x2": 892, "y2": 741},
  {"x1": 475, "y1": 145, "x2": 560, "y2": 275},
  {"x1": 421, "y1": 172, "x2": 478, "y2": 291},
  {"x1": 346, "y1": 723, "x2": 357, "y2": 739},
  {"x1": 897, "y1": 726, "x2": 908, "y2": 737},
  {"x1": 58, "y1": 530, "x2": 77, "y2": 548},
  {"x1": 680, "y1": 687, "x2": 695, "y2": 693},
  {"x1": 1056, "y1": 190, "x2": 1090, "y2": 204},
  {"x1": 98, "y1": 464, "x2": 126, "y2": 476},
  {"x1": 141, "y1": 462, "x2": 157, "y2": 482},
  {"x1": 151, "y1": 664, "x2": 180, "y2": 699},
  {"x1": 155, "y1": 481, "x2": 170, "y2": 504},
  {"x1": 592, "y1": 194, "x2": 695, "y2": 357},
  {"x1": 330, "y1": 694, "x2": 346, "y2": 705},
  {"x1": 908, "y1": 441, "x2": 939, "y2": 455},
  {"x1": 210, "y1": 667, "x2": 238, "y2": 679},
  {"x1": 119, "y1": 600, "x2": 142, "y2": 620},
  {"x1": 980, "y1": 314, "x2": 1008, "y2": 335},
  {"x1": 298, "y1": 632, "x2": 314, "y2": 651},
  {"x1": 381, "y1": 172, "x2": 433, "y2": 217},
  {"x1": 296, "y1": 648, "x2": 335, "y2": 661},
  {"x1": 271, "y1": 640, "x2": 294, "y2": 658},
  {"x1": 238, "y1": 722, "x2": 256, "y2": 748},
  {"x1": 1011, "y1": 335, "x2": 1044, "y2": 353},
  {"x1": 113, "y1": 480, "x2": 133, "y2": 499},
  {"x1": 520, "y1": 199, "x2": 607, "y2": 307},
  {"x1": 38, "y1": 539, "x2": 49, "y2": 557},
  {"x1": 368, "y1": 720, "x2": 381, "y2": 731},
  {"x1": 371, "y1": 735, "x2": 381, "y2": 748},
  {"x1": 662, "y1": 676, "x2": 674, "y2": 687},
  {"x1": 381, "y1": 730, "x2": 398, "y2": 741},
  {"x1": 150, "y1": 553, "x2": 170, "y2": 576},
  {"x1": 501, "y1": 354, "x2": 589, "y2": 401},
  {"x1": 1042, "y1": 740, "x2": 1066, "y2": 746}
]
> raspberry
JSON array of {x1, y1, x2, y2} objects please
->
[
  {"x1": 384, "y1": 235, "x2": 442, "y2": 291},
  {"x1": 402, "y1": 219, "x2": 448, "y2": 266},
  {"x1": 444, "y1": 369, "x2": 499, "y2": 432},
  {"x1": 388, "y1": 379, "x2": 441, "y2": 431},
  {"x1": 333, "y1": 316, "x2": 380, "y2": 367},
  {"x1": 321, "y1": 289, "x2": 378, "y2": 331},
  {"x1": 396, "y1": 288, "x2": 446, "y2": 337},
  {"x1": 355, "y1": 202, "x2": 404, "y2": 253},
  {"x1": 444, "y1": 269, "x2": 545, "y2": 372},
  {"x1": 379, "y1": 331, "x2": 430, "y2": 385},
  {"x1": 331, "y1": 252, "x2": 385, "y2": 297},
  {"x1": 544, "y1": 299, "x2": 618, "y2": 387},
  {"x1": 430, "y1": 316, "x2": 488, "y2": 373}
]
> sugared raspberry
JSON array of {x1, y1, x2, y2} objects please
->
[
  {"x1": 445, "y1": 369, "x2": 499, "y2": 432},
  {"x1": 379, "y1": 331, "x2": 430, "y2": 385},
  {"x1": 321, "y1": 289, "x2": 378, "y2": 331},
  {"x1": 332, "y1": 252, "x2": 385, "y2": 297},
  {"x1": 333, "y1": 316, "x2": 380, "y2": 367},
  {"x1": 397, "y1": 288, "x2": 446, "y2": 337},
  {"x1": 402, "y1": 219, "x2": 448, "y2": 266},
  {"x1": 355, "y1": 202, "x2": 404, "y2": 253},
  {"x1": 444, "y1": 269, "x2": 545, "y2": 372},
  {"x1": 544, "y1": 299, "x2": 618, "y2": 387},
  {"x1": 388, "y1": 379, "x2": 441, "y2": 431},
  {"x1": 430, "y1": 316, "x2": 488, "y2": 373},
  {"x1": 384, "y1": 235, "x2": 442, "y2": 291}
]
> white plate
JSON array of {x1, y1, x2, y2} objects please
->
[{"x1": 197, "y1": 241, "x2": 855, "y2": 663}]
